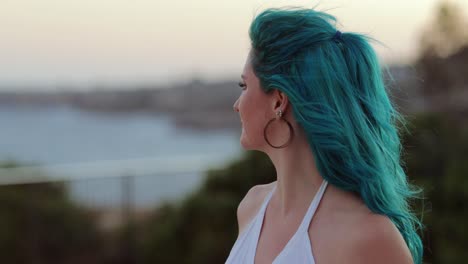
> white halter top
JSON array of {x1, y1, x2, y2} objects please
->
[{"x1": 225, "y1": 180, "x2": 328, "y2": 264}]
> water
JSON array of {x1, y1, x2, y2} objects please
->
[{"x1": 0, "y1": 105, "x2": 242, "y2": 208}]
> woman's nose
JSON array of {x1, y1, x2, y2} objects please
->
[{"x1": 233, "y1": 99, "x2": 239, "y2": 112}]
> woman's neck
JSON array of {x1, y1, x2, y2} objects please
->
[{"x1": 266, "y1": 134, "x2": 324, "y2": 217}]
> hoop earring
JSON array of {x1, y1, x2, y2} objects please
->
[{"x1": 263, "y1": 110, "x2": 294, "y2": 149}]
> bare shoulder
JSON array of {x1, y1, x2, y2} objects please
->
[
  {"x1": 236, "y1": 181, "x2": 276, "y2": 236},
  {"x1": 346, "y1": 214, "x2": 414, "y2": 264}
]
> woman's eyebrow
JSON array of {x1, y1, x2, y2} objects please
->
[{"x1": 241, "y1": 75, "x2": 247, "y2": 80}]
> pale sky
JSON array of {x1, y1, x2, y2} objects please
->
[{"x1": 0, "y1": 0, "x2": 467, "y2": 90}]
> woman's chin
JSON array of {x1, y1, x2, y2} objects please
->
[
  {"x1": 239, "y1": 134, "x2": 251, "y2": 150},
  {"x1": 240, "y1": 134, "x2": 259, "y2": 150}
]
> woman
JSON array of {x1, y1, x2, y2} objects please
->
[{"x1": 226, "y1": 7, "x2": 422, "y2": 264}]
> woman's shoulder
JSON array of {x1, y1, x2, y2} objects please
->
[
  {"x1": 312, "y1": 186, "x2": 413, "y2": 263},
  {"x1": 318, "y1": 211, "x2": 413, "y2": 264},
  {"x1": 236, "y1": 181, "x2": 276, "y2": 236},
  {"x1": 345, "y1": 213, "x2": 414, "y2": 264}
]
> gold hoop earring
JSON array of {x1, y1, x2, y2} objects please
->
[{"x1": 263, "y1": 110, "x2": 294, "y2": 149}]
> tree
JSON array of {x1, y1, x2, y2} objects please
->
[
  {"x1": 419, "y1": 0, "x2": 468, "y2": 58},
  {"x1": 402, "y1": 113, "x2": 468, "y2": 263},
  {"x1": 0, "y1": 162, "x2": 103, "y2": 264},
  {"x1": 416, "y1": 1, "x2": 468, "y2": 99},
  {"x1": 139, "y1": 151, "x2": 276, "y2": 264}
]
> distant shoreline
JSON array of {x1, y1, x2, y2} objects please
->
[{"x1": 0, "y1": 79, "x2": 241, "y2": 130}]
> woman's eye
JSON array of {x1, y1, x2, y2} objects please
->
[{"x1": 238, "y1": 81, "x2": 246, "y2": 90}]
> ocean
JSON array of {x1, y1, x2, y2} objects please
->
[{"x1": 0, "y1": 105, "x2": 242, "y2": 208}]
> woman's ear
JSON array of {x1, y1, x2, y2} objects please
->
[{"x1": 272, "y1": 89, "x2": 289, "y2": 113}]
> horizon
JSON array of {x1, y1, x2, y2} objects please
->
[{"x1": 1, "y1": 0, "x2": 466, "y2": 91}]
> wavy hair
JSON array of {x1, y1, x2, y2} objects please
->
[{"x1": 249, "y1": 7, "x2": 423, "y2": 263}]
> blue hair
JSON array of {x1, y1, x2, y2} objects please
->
[{"x1": 249, "y1": 8, "x2": 423, "y2": 263}]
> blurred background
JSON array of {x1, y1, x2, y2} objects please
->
[{"x1": 0, "y1": 0, "x2": 467, "y2": 263}]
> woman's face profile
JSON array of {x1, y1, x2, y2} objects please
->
[{"x1": 233, "y1": 53, "x2": 273, "y2": 150}]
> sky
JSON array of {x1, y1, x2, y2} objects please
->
[{"x1": 0, "y1": 0, "x2": 467, "y2": 91}]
